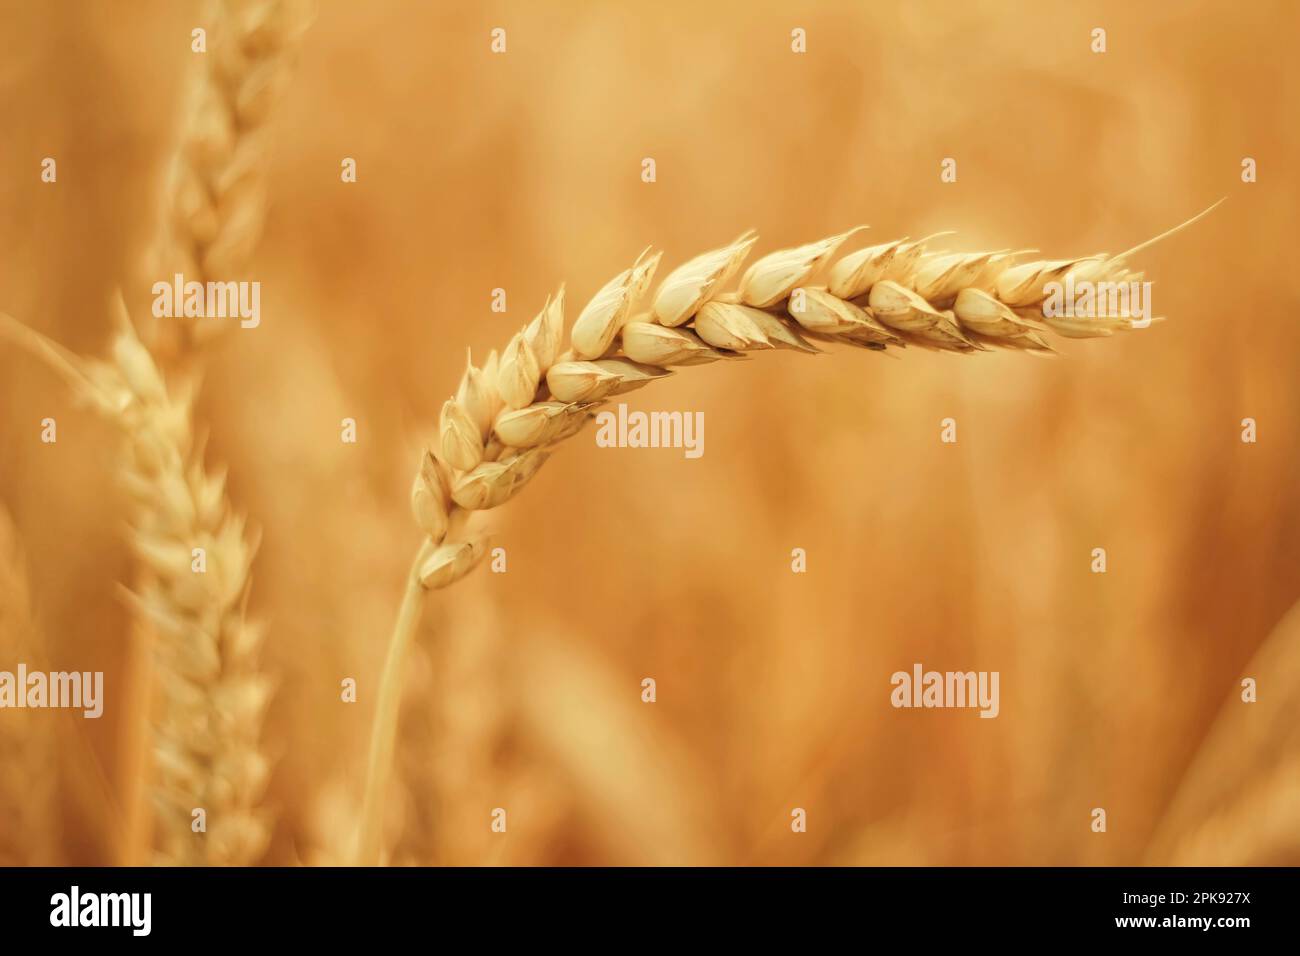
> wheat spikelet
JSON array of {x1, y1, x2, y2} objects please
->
[
  {"x1": 0, "y1": 507, "x2": 60, "y2": 865},
  {"x1": 352, "y1": 203, "x2": 1220, "y2": 863},
  {"x1": 149, "y1": 0, "x2": 312, "y2": 360}
]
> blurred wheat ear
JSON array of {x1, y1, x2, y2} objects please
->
[
  {"x1": 118, "y1": 0, "x2": 310, "y2": 866},
  {"x1": 121, "y1": 0, "x2": 311, "y2": 864},
  {"x1": 0, "y1": 0, "x2": 310, "y2": 866},
  {"x1": 352, "y1": 202, "x2": 1222, "y2": 865}
]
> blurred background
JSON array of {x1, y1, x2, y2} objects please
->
[{"x1": 1, "y1": 0, "x2": 1298, "y2": 866}]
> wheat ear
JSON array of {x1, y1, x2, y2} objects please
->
[
  {"x1": 0, "y1": 302, "x2": 272, "y2": 865},
  {"x1": 352, "y1": 202, "x2": 1222, "y2": 864},
  {"x1": 112, "y1": 0, "x2": 308, "y2": 862}
]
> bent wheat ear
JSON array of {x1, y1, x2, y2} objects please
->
[{"x1": 355, "y1": 202, "x2": 1222, "y2": 866}]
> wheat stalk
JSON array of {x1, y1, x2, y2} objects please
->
[
  {"x1": 0, "y1": 507, "x2": 60, "y2": 865},
  {"x1": 412, "y1": 573, "x2": 509, "y2": 865},
  {"x1": 1146, "y1": 598, "x2": 1300, "y2": 864},
  {"x1": 354, "y1": 202, "x2": 1221, "y2": 864}
]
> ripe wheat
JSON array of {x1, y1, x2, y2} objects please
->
[
  {"x1": 116, "y1": 0, "x2": 308, "y2": 864},
  {"x1": 353, "y1": 203, "x2": 1221, "y2": 864}
]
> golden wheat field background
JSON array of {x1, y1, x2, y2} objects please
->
[{"x1": 1, "y1": 0, "x2": 1298, "y2": 867}]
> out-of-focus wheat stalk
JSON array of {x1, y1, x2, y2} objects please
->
[
  {"x1": 0, "y1": 507, "x2": 59, "y2": 866},
  {"x1": 515, "y1": 633, "x2": 720, "y2": 865},
  {"x1": 352, "y1": 202, "x2": 1221, "y2": 864},
  {"x1": 1146, "y1": 599, "x2": 1300, "y2": 865},
  {"x1": 404, "y1": 573, "x2": 509, "y2": 865}
]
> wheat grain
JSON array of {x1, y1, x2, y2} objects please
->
[
  {"x1": 352, "y1": 202, "x2": 1221, "y2": 864},
  {"x1": 0, "y1": 507, "x2": 60, "y2": 866}
]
